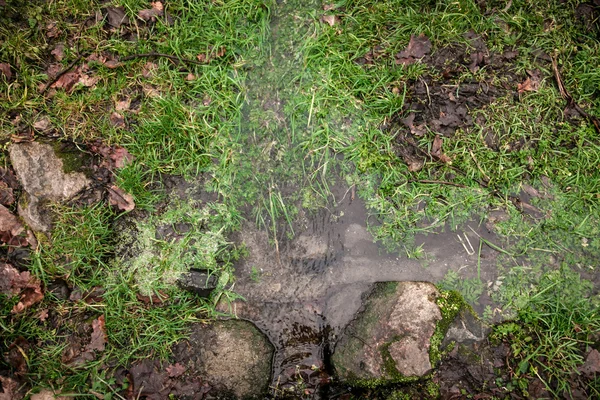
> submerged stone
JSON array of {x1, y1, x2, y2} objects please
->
[
  {"x1": 173, "y1": 319, "x2": 274, "y2": 399},
  {"x1": 332, "y1": 281, "x2": 442, "y2": 384}
]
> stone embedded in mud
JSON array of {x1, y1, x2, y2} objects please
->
[
  {"x1": 332, "y1": 281, "x2": 442, "y2": 383},
  {"x1": 173, "y1": 319, "x2": 274, "y2": 399},
  {"x1": 9, "y1": 142, "x2": 90, "y2": 232},
  {"x1": 9, "y1": 142, "x2": 90, "y2": 201},
  {"x1": 177, "y1": 269, "x2": 218, "y2": 297}
]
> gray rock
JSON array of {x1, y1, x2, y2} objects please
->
[
  {"x1": 9, "y1": 142, "x2": 89, "y2": 201},
  {"x1": 173, "y1": 320, "x2": 274, "y2": 399},
  {"x1": 9, "y1": 142, "x2": 90, "y2": 232},
  {"x1": 332, "y1": 281, "x2": 442, "y2": 383},
  {"x1": 443, "y1": 308, "x2": 488, "y2": 346},
  {"x1": 17, "y1": 193, "x2": 53, "y2": 232}
]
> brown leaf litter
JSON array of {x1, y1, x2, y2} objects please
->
[
  {"x1": 395, "y1": 34, "x2": 432, "y2": 65},
  {"x1": 0, "y1": 263, "x2": 44, "y2": 313}
]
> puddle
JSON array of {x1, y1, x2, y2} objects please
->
[{"x1": 221, "y1": 181, "x2": 500, "y2": 394}]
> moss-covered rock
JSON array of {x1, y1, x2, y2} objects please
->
[{"x1": 332, "y1": 282, "x2": 443, "y2": 386}]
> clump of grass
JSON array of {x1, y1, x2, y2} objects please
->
[{"x1": 491, "y1": 267, "x2": 600, "y2": 398}]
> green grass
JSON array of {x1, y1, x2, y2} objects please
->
[{"x1": 1, "y1": 0, "x2": 600, "y2": 397}]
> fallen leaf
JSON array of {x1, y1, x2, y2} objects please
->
[
  {"x1": 46, "y1": 63, "x2": 62, "y2": 79},
  {"x1": 136, "y1": 290, "x2": 167, "y2": 304},
  {"x1": 108, "y1": 185, "x2": 135, "y2": 211},
  {"x1": 138, "y1": 1, "x2": 164, "y2": 22},
  {"x1": 45, "y1": 21, "x2": 60, "y2": 38},
  {"x1": 431, "y1": 135, "x2": 451, "y2": 163},
  {"x1": 166, "y1": 363, "x2": 186, "y2": 378},
  {"x1": 0, "y1": 182, "x2": 14, "y2": 206},
  {"x1": 12, "y1": 285, "x2": 44, "y2": 313},
  {"x1": 0, "y1": 204, "x2": 26, "y2": 245},
  {"x1": 0, "y1": 376, "x2": 19, "y2": 400},
  {"x1": 185, "y1": 73, "x2": 196, "y2": 81},
  {"x1": 33, "y1": 117, "x2": 53, "y2": 133},
  {"x1": 0, "y1": 63, "x2": 12, "y2": 80},
  {"x1": 142, "y1": 84, "x2": 160, "y2": 98},
  {"x1": 115, "y1": 98, "x2": 131, "y2": 111},
  {"x1": 395, "y1": 34, "x2": 432, "y2": 65},
  {"x1": 30, "y1": 389, "x2": 57, "y2": 400},
  {"x1": 579, "y1": 349, "x2": 600, "y2": 377},
  {"x1": 111, "y1": 147, "x2": 134, "y2": 168},
  {"x1": 142, "y1": 62, "x2": 158, "y2": 78},
  {"x1": 78, "y1": 74, "x2": 99, "y2": 87},
  {"x1": 103, "y1": 59, "x2": 122, "y2": 69},
  {"x1": 517, "y1": 70, "x2": 541, "y2": 93},
  {"x1": 37, "y1": 309, "x2": 49, "y2": 321},
  {"x1": 51, "y1": 70, "x2": 80, "y2": 92},
  {"x1": 110, "y1": 112, "x2": 125, "y2": 128},
  {"x1": 323, "y1": 3, "x2": 336, "y2": 11},
  {"x1": 86, "y1": 315, "x2": 107, "y2": 352},
  {"x1": 6, "y1": 337, "x2": 29, "y2": 375},
  {"x1": 320, "y1": 15, "x2": 338, "y2": 26},
  {"x1": 196, "y1": 53, "x2": 207, "y2": 63},
  {"x1": 104, "y1": 6, "x2": 130, "y2": 28},
  {"x1": 51, "y1": 44, "x2": 65, "y2": 61}
]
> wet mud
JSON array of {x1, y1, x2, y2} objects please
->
[{"x1": 223, "y1": 182, "x2": 500, "y2": 396}]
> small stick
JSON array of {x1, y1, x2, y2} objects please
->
[
  {"x1": 40, "y1": 55, "x2": 83, "y2": 94},
  {"x1": 412, "y1": 179, "x2": 468, "y2": 188},
  {"x1": 552, "y1": 56, "x2": 600, "y2": 134}
]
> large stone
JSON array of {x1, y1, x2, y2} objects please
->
[
  {"x1": 9, "y1": 142, "x2": 89, "y2": 201},
  {"x1": 173, "y1": 319, "x2": 274, "y2": 399},
  {"x1": 9, "y1": 142, "x2": 90, "y2": 232},
  {"x1": 332, "y1": 281, "x2": 442, "y2": 384}
]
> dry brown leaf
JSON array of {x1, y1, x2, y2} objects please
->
[
  {"x1": 51, "y1": 44, "x2": 65, "y2": 61},
  {"x1": 431, "y1": 135, "x2": 452, "y2": 163},
  {"x1": 86, "y1": 315, "x2": 107, "y2": 352},
  {"x1": 166, "y1": 363, "x2": 186, "y2": 378},
  {"x1": 0, "y1": 63, "x2": 12, "y2": 80},
  {"x1": 142, "y1": 62, "x2": 157, "y2": 78},
  {"x1": 0, "y1": 204, "x2": 25, "y2": 241},
  {"x1": 142, "y1": 84, "x2": 160, "y2": 98},
  {"x1": 104, "y1": 6, "x2": 130, "y2": 28},
  {"x1": 103, "y1": 59, "x2": 122, "y2": 69},
  {"x1": 196, "y1": 53, "x2": 207, "y2": 63},
  {"x1": 323, "y1": 3, "x2": 336, "y2": 11},
  {"x1": 51, "y1": 70, "x2": 80, "y2": 92},
  {"x1": 33, "y1": 117, "x2": 53, "y2": 133},
  {"x1": 138, "y1": 1, "x2": 164, "y2": 21},
  {"x1": 395, "y1": 34, "x2": 432, "y2": 65},
  {"x1": 109, "y1": 112, "x2": 125, "y2": 128},
  {"x1": 115, "y1": 98, "x2": 131, "y2": 111},
  {"x1": 12, "y1": 286, "x2": 44, "y2": 313},
  {"x1": 111, "y1": 147, "x2": 134, "y2": 168},
  {"x1": 185, "y1": 73, "x2": 196, "y2": 81},
  {"x1": 0, "y1": 376, "x2": 19, "y2": 400},
  {"x1": 45, "y1": 21, "x2": 60, "y2": 38},
  {"x1": 78, "y1": 74, "x2": 99, "y2": 87},
  {"x1": 320, "y1": 15, "x2": 338, "y2": 26},
  {"x1": 517, "y1": 70, "x2": 541, "y2": 93},
  {"x1": 0, "y1": 182, "x2": 14, "y2": 206},
  {"x1": 37, "y1": 309, "x2": 49, "y2": 321},
  {"x1": 108, "y1": 185, "x2": 135, "y2": 211}
]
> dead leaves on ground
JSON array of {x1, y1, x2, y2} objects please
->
[
  {"x1": 0, "y1": 263, "x2": 44, "y2": 314},
  {"x1": 396, "y1": 34, "x2": 432, "y2": 65},
  {"x1": 108, "y1": 185, "x2": 135, "y2": 212},
  {"x1": 517, "y1": 69, "x2": 542, "y2": 93}
]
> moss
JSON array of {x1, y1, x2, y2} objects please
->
[
  {"x1": 429, "y1": 289, "x2": 471, "y2": 367},
  {"x1": 52, "y1": 141, "x2": 87, "y2": 174}
]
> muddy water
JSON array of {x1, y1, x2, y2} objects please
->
[{"x1": 222, "y1": 182, "x2": 500, "y2": 392}]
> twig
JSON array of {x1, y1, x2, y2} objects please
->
[
  {"x1": 412, "y1": 179, "x2": 468, "y2": 188},
  {"x1": 40, "y1": 55, "x2": 83, "y2": 94},
  {"x1": 120, "y1": 52, "x2": 206, "y2": 66},
  {"x1": 552, "y1": 56, "x2": 600, "y2": 134}
]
